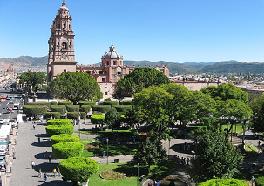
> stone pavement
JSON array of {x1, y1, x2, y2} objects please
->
[{"x1": 10, "y1": 121, "x2": 70, "y2": 186}]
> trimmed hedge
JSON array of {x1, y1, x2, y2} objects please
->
[
  {"x1": 66, "y1": 105, "x2": 80, "y2": 112},
  {"x1": 23, "y1": 105, "x2": 47, "y2": 117},
  {"x1": 67, "y1": 112, "x2": 79, "y2": 119},
  {"x1": 27, "y1": 102, "x2": 50, "y2": 106},
  {"x1": 120, "y1": 101, "x2": 132, "y2": 105},
  {"x1": 199, "y1": 179, "x2": 247, "y2": 186},
  {"x1": 91, "y1": 114, "x2": 105, "y2": 124},
  {"x1": 80, "y1": 105, "x2": 91, "y2": 113},
  {"x1": 52, "y1": 142, "x2": 84, "y2": 159},
  {"x1": 58, "y1": 101, "x2": 73, "y2": 105},
  {"x1": 51, "y1": 134, "x2": 80, "y2": 144},
  {"x1": 46, "y1": 124, "x2": 73, "y2": 136},
  {"x1": 50, "y1": 105, "x2": 66, "y2": 114},
  {"x1": 50, "y1": 101, "x2": 58, "y2": 105},
  {"x1": 59, "y1": 157, "x2": 99, "y2": 183},
  {"x1": 47, "y1": 119, "x2": 72, "y2": 126},
  {"x1": 256, "y1": 176, "x2": 264, "y2": 186},
  {"x1": 113, "y1": 105, "x2": 132, "y2": 113},
  {"x1": 78, "y1": 101, "x2": 96, "y2": 106},
  {"x1": 92, "y1": 105, "x2": 112, "y2": 113},
  {"x1": 44, "y1": 112, "x2": 61, "y2": 119},
  {"x1": 100, "y1": 101, "x2": 119, "y2": 106}
]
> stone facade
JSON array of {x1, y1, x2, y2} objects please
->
[{"x1": 47, "y1": 2, "x2": 77, "y2": 81}]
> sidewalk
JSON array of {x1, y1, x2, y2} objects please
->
[{"x1": 10, "y1": 121, "x2": 69, "y2": 186}]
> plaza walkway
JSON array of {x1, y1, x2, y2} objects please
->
[{"x1": 10, "y1": 121, "x2": 70, "y2": 186}]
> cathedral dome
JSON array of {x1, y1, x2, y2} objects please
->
[{"x1": 103, "y1": 45, "x2": 122, "y2": 59}]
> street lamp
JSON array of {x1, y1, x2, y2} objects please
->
[
  {"x1": 137, "y1": 163, "x2": 140, "y2": 186},
  {"x1": 106, "y1": 138, "x2": 109, "y2": 164}
]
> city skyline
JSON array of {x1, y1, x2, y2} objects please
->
[{"x1": 1, "y1": 0, "x2": 264, "y2": 63}]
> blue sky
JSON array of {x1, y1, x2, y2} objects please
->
[{"x1": 0, "y1": 0, "x2": 264, "y2": 64}]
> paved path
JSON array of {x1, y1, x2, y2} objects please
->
[{"x1": 10, "y1": 121, "x2": 70, "y2": 186}]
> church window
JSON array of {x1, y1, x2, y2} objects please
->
[
  {"x1": 102, "y1": 78, "x2": 106, "y2": 82},
  {"x1": 69, "y1": 24, "x2": 71, "y2": 29},
  {"x1": 64, "y1": 23, "x2": 66, "y2": 29},
  {"x1": 106, "y1": 61, "x2": 109, "y2": 66},
  {"x1": 62, "y1": 42, "x2": 68, "y2": 50},
  {"x1": 57, "y1": 23, "x2": 61, "y2": 29},
  {"x1": 105, "y1": 92, "x2": 108, "y2": 95},
  {"x1": 113, "y1": 61, "x2": 117, "y2": 65}
]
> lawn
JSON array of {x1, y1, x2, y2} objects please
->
[
  {"x1": 221, "y1": 124, "x2": 244, "y2": 134},
  {"x1": 89, "y1": 163, "x2": 138, "y2": 186}
]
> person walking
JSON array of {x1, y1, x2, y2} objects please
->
[
  {"x1": 44, "y1": 173, "x2": 48, "y2": 182},
  {"x1": 31, "y1": 161, "x2": 36, "y2": 169},
  {"x1": 48, "y1": 154, "x2": 52, "y2": 163},
  {"x1": 38, "y1": 137, "x2": 40, "y2": 143},
  {"x1": 33, "y1": 124, "x2": 36, "y2": 130},
  {"x1": 38, "y1": 168, "x2": 42, "y2": 178},
  {"x1": 52, "y1": 168, "x2": 57, "y2": 177}
]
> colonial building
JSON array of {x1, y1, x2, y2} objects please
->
[
  {"x1": 48, "y1": 2, "x2": 169, "y2": 98},
  {"x1": 77, "y1": 45, "x2": 169, "y2": 98},
  {"x1": 47, "y1": 1, "x2": 77, "y2": 81}
]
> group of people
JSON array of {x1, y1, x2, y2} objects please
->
[{"x1": 174, "y1": 155, "x2": 192, "y2": 166}]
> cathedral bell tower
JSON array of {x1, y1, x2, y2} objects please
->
[{"x1": 47, "y1": 1, "x2": 77, "y2": 81}]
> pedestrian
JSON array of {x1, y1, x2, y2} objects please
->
[
  {"x1": 31, "y1": 161, "x2": 36, "y2": 169},
  {"x1": 57, "y1": 167, "x2": 61, "y2": 177},
  {"x1": 38, "y1": 168, "x2": 42, "y2": 178},
  {"x1": 38, "y1": 137, "x2": 40, "y2": 143},
  {"x1": 33, "y1": 124, "x2": 36, "y2": 130},
  {"x1": 258, "y1": 140, "x2": 261, "y2": 147},
  {"x1": 53, "y1": 168, "x2": 57, "y2": 177},
  {"x1": 48, "y1": 154, "x2": 52, "y2": 163},
  {"x1": 44, "y1": 173, "x2": 47, "y2": 182},
  {"x1": 251, "y1": 176, "x2": 256, "y2": 186}
]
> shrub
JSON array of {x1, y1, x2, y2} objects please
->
[
  {"x1": 23, "y1": 105, "x2": 47, "y2": 117},
  {"x1": 58, "y1": 101, "x2": 73, "y2": 105},
  {"x1": 27, "y1": 102, "x2": 50, "y2": 106},
  {"x1": 91, "y1": 114, "x2": 105, "y2": 124},
  {"x1": 113, "y1": 105, "x2": 132, "y2": 113},
  {"x1": 51, "y1": 134, "x2": 80, "y2": 144},
  {"x1": 78, "y1": 101, "x2": 96, "y2": 106},
  {"x1": 44, "y1": 112, "x2": 61, "y2": 119},
  {"x1": 52, "y1": 142, "x2": 84, "y2": 159},
  {"x1": 256, "y1": 176, "x2": 264, "y2": 186},
  {"x1": 120, "y1": 100, "x2": 132, "y2": 105},
  {"x1": 100, "y1": 101, "x2": 119, "y2": 106},
  {"x1": 67, "y1": 112, "x2": 80, "y2": 119},
  {"x1": 80, "y1": 112, "x2": 86, "y2": 119},
  {"x1": 92, "y1": 105, "x2": 112, "y2": 113},
  {"x1": 50, "y1": 101, "x2": 58, "y2": 105},
  {"x1": 80, "y1": 105, "x2": 91, "y2": 113},
  {"x1": 50, "y1": 105, "x2": 66, "y2": 114},
  {"x1": 59, "y1": 157, "x2": 99, "y2": 183},
  {"x1": 47, "y1": 119, "x2": 73, "y2": 126},
  {"x1": 198, "y1": 179, "x2": 247, "y2": 186},
  {"x1": 66, "y1": 105, "x2": 80, "y2": 112},
  {"x1": 46, "y1": 124, "x2": 73, "y2": 136}
]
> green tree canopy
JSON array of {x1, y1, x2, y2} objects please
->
[
  {"x1": 250, "y1": 93, "x2": 264, "y2": 132},
  {"x1": 19, "y1": 71, "x2": 46, "y2": 93},
  {"x1": 114, "y1": 68, "x2": 169, "y2": 99},
  {"x1": 193, "y1": 129, "x2": 242, "y2": 181},
  {"x1": 49, "y1": 72, "x2": 101, "y2": 104},
  {"x1": 201, "y1": 83, "x2": 248, "y2": 103}
]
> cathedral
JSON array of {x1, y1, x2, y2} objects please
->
[{"x1": 47, "y1": 2, "x2": 169, "y2": 98}]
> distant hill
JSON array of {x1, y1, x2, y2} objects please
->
[
  {"x1": 0, "y1": 56, "x2": 48, "y2": 66},
  {"x1": 1, "y1": 56, "x2": 264, "y2": 74}
]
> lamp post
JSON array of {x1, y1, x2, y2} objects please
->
[
  {"x1": 106, "y1": 138, "x2": 109, "y2": 164},
  {"x1": 137, "y1": 163, "x2": 140, "y2": 186},
  {"x1": 78, "y1": 114, "x2": 81, "y2": 138}
]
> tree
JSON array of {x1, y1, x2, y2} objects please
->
[
  {"x1": 114, "y1": 68, "x2": 170, "y2": 99},
  {"x1": 52, "y1": 142, "x2": 84, "y2": 159},
  {"x1": 105, "y1": 108, "x2": 118, "y2": 131},
  {"x1": 59, "y1": 157, "x2": 99, "y2": 186},
  {"x1": 49, "y1": 72, "x2": 101, "y2": 104},
  {"x1": 134, "y1": 136, "x2": 167, "y2": 172},
  {"x1": 192, "y1": 129, "x2": 242, "y2": 181},
  {"x1": 19, "y1": 71, "x2": 46, "y2": 93},
  {"x1": 133, "y1": 86, "x2": 173, "y2": 139},
  {"x1": 201, "y1": 83, "x2": 248, "y2": 103},
  {"x1": 251, "y1": 94, "x2": 264, "y2": 132}
]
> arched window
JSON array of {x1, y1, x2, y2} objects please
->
[{"x1": 62, "y1": 42, "x2": 68, "y2": 50}]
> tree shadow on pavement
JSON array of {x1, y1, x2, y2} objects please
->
[
  {"x1": 170, "y1": 143, "x2": 194, "y2": 155},
  {"x1": 31, "y1": 140, "x2": 52, "y2": 147},
  {"x1": 35, "y1": 162, "x2": 59, "y2": 173},
  {"x1": 35, "y1": 134, "x2": 50, "y2": 138},
  {"x1": 35, "y1": 151, "x2": 51, "y2": 160},
  {"x1": 38, "y1": 180, "x2": 72, "y2": 186}
]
